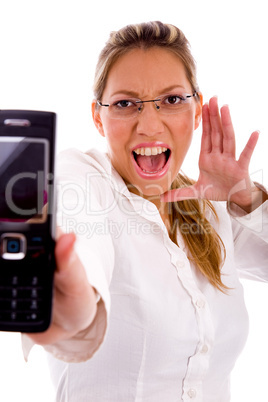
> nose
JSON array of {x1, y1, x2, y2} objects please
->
[{"x1": 136, "y1": 102, "x2": 165, "y2": 137}]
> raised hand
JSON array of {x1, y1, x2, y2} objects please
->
[{"x1": 161, "y1": 97, "x2": 261, "y2": 212}]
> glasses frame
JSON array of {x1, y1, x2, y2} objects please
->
[{"x1": 97, "y1": 92, "x2": 198, "y2": 117}]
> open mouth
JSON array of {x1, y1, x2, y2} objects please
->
[{"x1": 132, "y1": 145, "x2": 171, "y2": 178}]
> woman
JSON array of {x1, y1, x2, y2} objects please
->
[{"x1": 24, "y1": 21, "x2": 268, "y2": 401}]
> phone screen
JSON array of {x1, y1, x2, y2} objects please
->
[{"x1": 0, "y1": 137, "x2": 49, "y2": 222}]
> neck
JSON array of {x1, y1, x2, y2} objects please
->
[{"x1": 126, "y1": 182, "x2": 171, "y2": 228}]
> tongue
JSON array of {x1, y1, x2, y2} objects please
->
[{"x1": 135, "y1": 152, "x2": 166, "y2": 173}]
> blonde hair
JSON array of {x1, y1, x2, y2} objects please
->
[{"x1": 93, "y1": 21, "x2": 227, "y2": 291}]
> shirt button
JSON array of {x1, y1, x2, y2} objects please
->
[
  {"x1": 201, "y1": 344, "x2": 209, "y2": 354},
  {"x1": 187, "y1": 388, "x2": 196, "y2": 398},
  {"x1": 195, "y1": 299, "x2": 205, "y2": 308}
]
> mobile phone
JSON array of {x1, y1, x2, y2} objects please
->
[{"x1": 0, "y1": 110, "x2": 56, "y2": 332}]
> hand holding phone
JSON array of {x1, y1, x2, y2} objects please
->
[{"x1": 27, "y1": 231, "x2": 98, "y2": 345}]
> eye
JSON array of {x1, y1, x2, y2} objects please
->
[
  {"x1": 113, "y1": 99, "x2": 136, "y2": 108},
  {"x1": 163, "y1": 95, "x2": 186, "y2": 105}
]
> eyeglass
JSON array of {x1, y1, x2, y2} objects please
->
[{"x1": 97, "y1": 92, "x2": 198, "y2": 120}]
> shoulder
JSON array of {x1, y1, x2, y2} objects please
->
[
  {"x1": 57, "y1": 148, "x2": 112, "y2": 177},
  {"x1": 56, "y1": 148, "x2": 126, "y2": 201}
]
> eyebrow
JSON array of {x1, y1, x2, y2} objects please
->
[{"x1": 110, "y1": 85, "x2": 187, "y2": 98}]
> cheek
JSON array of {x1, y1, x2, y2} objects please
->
[
  {"x1": 170, "y1": 115, "x2": 195, "y2": 164},
  {"x1": 101, "y1": 123, "x2": 124, "y2": 157},
  {"x1": 172, "y1": 114, "x2": 195, "y2": 144},
  {"x1": 103, "y1": 122, "x2": 132, "y2": 173},
  {"x1": 102, "y1": 118, "x2": 130, "y2": 145}
]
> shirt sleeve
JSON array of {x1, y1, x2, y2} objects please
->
[
  {"x1": 22, "y1": 149, "x2": 115, "y2": 362},
  {"x1": 228, "y1": 184, "x2": 268, "y2": 281}
]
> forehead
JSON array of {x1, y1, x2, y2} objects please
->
[{"x1": 103, "y1": 47, "x2": 191, "y2": 97}]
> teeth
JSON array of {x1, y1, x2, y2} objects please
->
[{"x1": 134, "y1": 146, "x2": 168, "y2": 156}]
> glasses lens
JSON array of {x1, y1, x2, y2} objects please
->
[
  {"x1": 109, "y1": 99, "x2": 139, "y2": 119},
  {"x1": 159, "y1": 94, "x2": 193, "y2": 115}
]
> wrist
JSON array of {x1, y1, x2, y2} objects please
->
[{"x1": 233, "y1": 183, "x2": 267, "y2": 213}]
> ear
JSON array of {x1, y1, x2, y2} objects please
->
[
  {"x1": 92, "y1": 101, "x2": 105, "y2": 137},
  {"x1": 194, "y1": 92, "x2": 203, "y2": 130}
]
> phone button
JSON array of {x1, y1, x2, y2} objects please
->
[
  {"x1": 4, "y1": 118, "x2": 31, "y2": 127},
  {"x1": 0, "y1": 233, "x2": 26, "y2": 260},
  {"x1": 25, "y1": 312, "x2": 41, "y2": 322}
]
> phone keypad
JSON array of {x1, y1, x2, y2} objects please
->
[{"x1": 0, "y1": 275, "x2": 44, "y2": 324}]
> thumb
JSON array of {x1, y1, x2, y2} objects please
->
[
  {"x1": 54, "y1": 232, "x2": 89, "y2": 296},
  {"x1": 160, "y1": 185, "x2": 200, "y2": 202},
  {"x1": 55, "y1": 232, "x2": 77, "y2": 273}
]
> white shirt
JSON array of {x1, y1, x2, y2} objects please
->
[{"x1": 31, "y1": 149, "x2": 268, "y2": 402}]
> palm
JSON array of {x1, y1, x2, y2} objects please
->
[{"x1": 163, "y1": 97, "x2": 259, "y2": 207}]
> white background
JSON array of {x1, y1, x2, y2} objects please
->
[{"x1": 0, "y1": 0, "x2": 267, "y2": 400}]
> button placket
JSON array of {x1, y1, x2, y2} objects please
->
[
  {"x1": 165, "y1": 231, "x2": 214, "y2": 402},
  {"x1": 176, "y1": 260, "x2": 185, "y2": 269},
  {"x1": 180, "y1": 278, "x2": 214, "y2": 401}
]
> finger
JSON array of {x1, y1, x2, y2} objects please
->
[
  {"x1": 200, "y1": 103, "x2": 212, "y2": 153},
  {"x1": 209, "y1": 97, "x2": 223, "y2": 152},
  {"x1": 220, "y1": 104, "x2": 236, "y2": 156},
  {"x1": 238, "y1": 131, "x2": 260, "y2": 169},
  {"x1": 160, "y1": 185, "x2": 199, "y2": 202}
]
